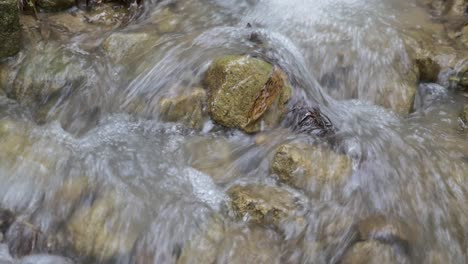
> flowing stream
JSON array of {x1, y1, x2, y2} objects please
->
[{"x1": 0, "y1": 0, "x2": 467, "y2": 263}]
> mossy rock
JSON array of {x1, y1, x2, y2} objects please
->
[
  {"x1": 271, "y1": 143, "x2": 352, "y2": 192},
  {"x1": 227, "y1": 184, "x2": 300, "y2": 227},
  {"x1": 204, "y1": 55, "x2": 292, "y2": 133},
  {"x1": 159, "y1": 88, "x2": 207, "y2": 129},
  {"x1": 0, "y1": 0, "x2": 21, "y2": 59}
]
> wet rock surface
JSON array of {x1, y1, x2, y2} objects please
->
[
  {"x1": 8, "y1": 45, "x2": 90, "y2": 105},
  {"x1": 66, "y1": 192, "x2": 139, "y2": 261},
  {"x1": 36, "y1": 0, "x2": 75, "y2": 12},
  {"x1": 204, "y1": 55, "x2": 292, "y2": 133},
  {"x1": 177, "y1": 219, "x2": 283, "y2": 264},
  {"x1": 357, "y1": 215, "x2": 414, "y2": 253},
  {"x1": 102, "y1": 31, "x2": 159, "y2": 65},
  {"x1": 227, "y1": 184, "x2": 301, "y2": 227},
  {"x1": 159, "y1": 88, "x2": 207, "y2": 129},
  {"x1": 271, "y1": 143, "x2": 352, "y2": 192},
  {"x1": 184, "y1": 136, "x2": 238, "y2": 184},
  {"x1": 341, "y1": 240, "x2": 410, "y2": 264},
  {"x1": 0, "y1": 0, "x2": 21, "y2": 59}
]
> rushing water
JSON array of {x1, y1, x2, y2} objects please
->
[{"x1": 0, "y1": 0, "x2": 467, "y2": 263}]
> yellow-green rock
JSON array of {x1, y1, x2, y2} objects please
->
[
  {"x1": 67, "y1": 193, "x2": 139, "y2": 260},
  {"x1": 227, "y1": 184, "x2": 299, "y2": 226},
  {"x1": 204, "y1": 55, "x2": 292, "y2": 133},
  {"x1": 159, "y1": 88, "x2": 207, "y2": 129},
  {"x1": 271, "y1": 143, "x2": 352, "y2": 192}
]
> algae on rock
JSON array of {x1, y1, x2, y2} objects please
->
[
  {"x1": 204, "y1": 55, "x2": 292, "y2": 133},
  {"x1": 0, "y1": 0, "x2": 21, "y2": 59}
]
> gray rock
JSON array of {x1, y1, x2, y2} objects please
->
[
  {"x1": 413, "y1": 83, "x2": 448, "y2": 110},
  {"x1": 0, "y1": 0, "x2": 21, "y2": 59}
]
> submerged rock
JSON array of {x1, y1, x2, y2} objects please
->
[
  {"x1": 357, "y1": 215, "x2": 414, "y2": 253},
  {"x1": 9, "y1": 45, "x2": 90, "y2": 105},
  {"x1": 0, "y1": 209, "x2": 15, "y2": 234},
  {"x1": 152, "y1": 8, "x2": 181, "y2": 34},
  {"x1": 227, "y1": 184, "x2": 300, "y2": 227},
  {"x1": 159, "y1": 88, "x2": 207, "y2": 129},
  {"x1": 460, "y1": 105, "x2": 468, "y2": 125},
  {"x1": 413, "y1": 83, "x2": 448, "y2": 111},
  {"x1": 204, "y1": 55, "x2": 292, "y2": 133},
  {"x1": 19, "y1": 254, "x2": 74, "y2": 264},
  {"x1": 271, "y1": 143, "x2": 352, "y2": 192},
  {"x1": 102, "y1": 31, "x2": 159, "y2": 65},
  {"x1": 341, "y1": 240, "x2": 409, "y2": 264},
  {"x1": 177, "y1": 218, "x2": 282, "y2": 264},
  {"x1": 184, "y1": 136, "x2": 237, "y2": 184},
  {"x1": 66, "y1": 193, "x2": 138, "y2": 260},
  {"x1": 36, "y1": 0, "x2": 75, "y2": 12},
  {"x1": 378, "y1": 62, "x2": 419, "y2": 115},
  {"x1": 0, "y1": 0, "x2": 21, "y2": 59}
]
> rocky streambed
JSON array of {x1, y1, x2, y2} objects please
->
[{"x1": 0, "y1": 0, "x2": 467, "y2": 263}]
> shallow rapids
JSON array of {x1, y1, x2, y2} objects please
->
[{"x1": 0, "y1": 0, "x2": 467, "y2": 263}]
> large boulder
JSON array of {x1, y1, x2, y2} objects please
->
[
  {"x1": 227, "y1": 184, "x2": 301, "y2": 227},
  {"x1": 0, "y1": 0, "x2": 21, "y2": 59},
  {"x1": 271, "y1": 143, "x2": 352, "y2": 192},
  {"x1": 204, "y1": 55, "x2": 292, "y2": 133}
]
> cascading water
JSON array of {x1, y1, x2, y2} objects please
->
[{"x1": 0, "y1": 0, "x2": 467, "y2": 263}]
